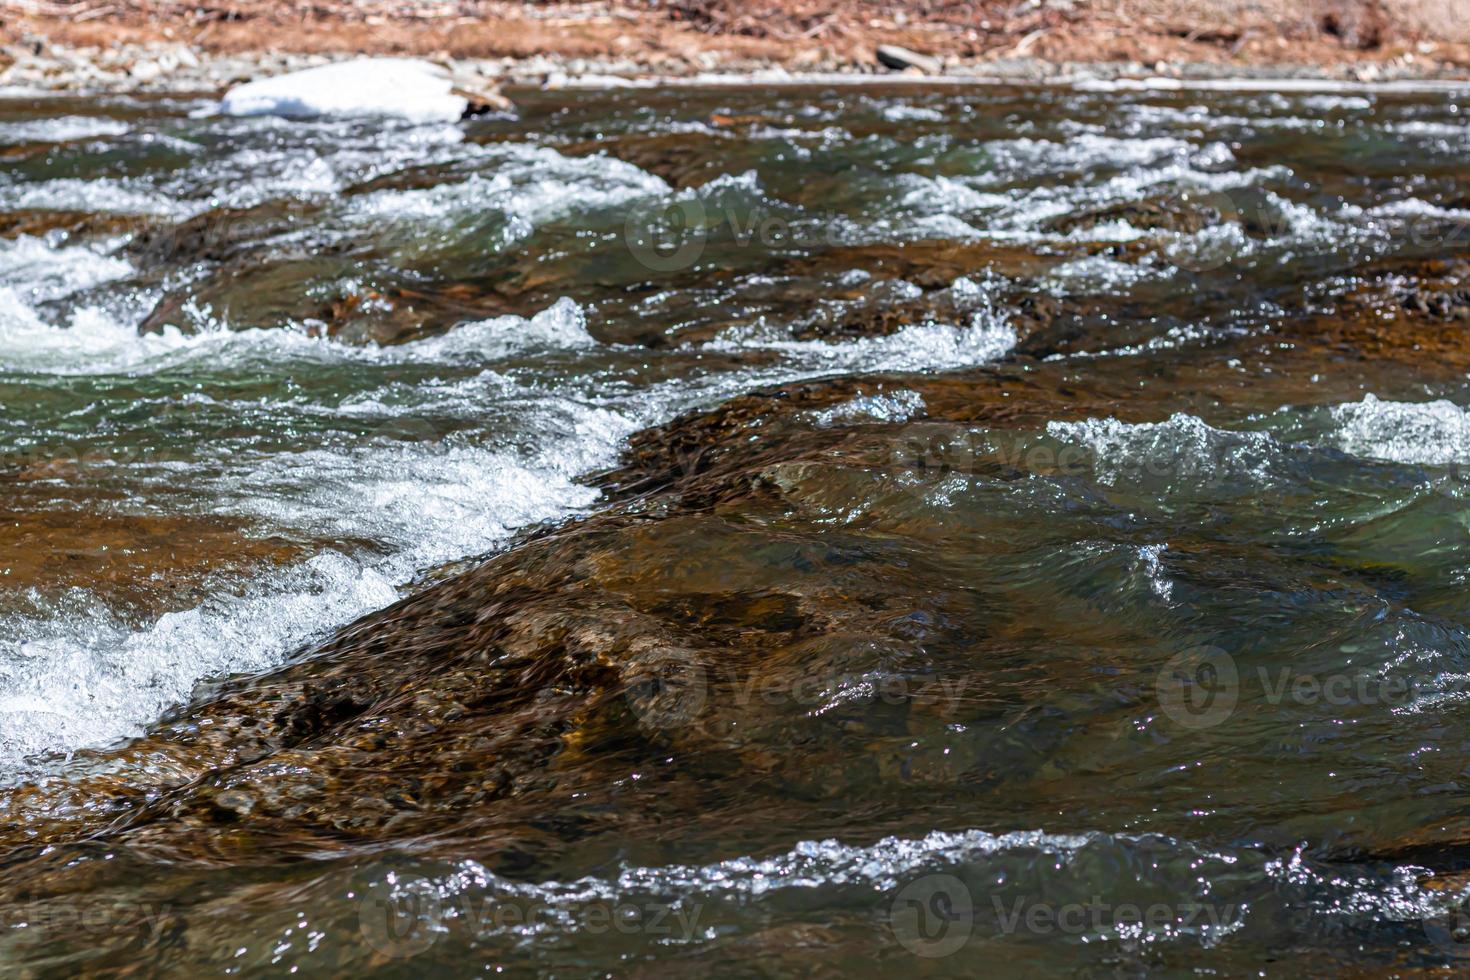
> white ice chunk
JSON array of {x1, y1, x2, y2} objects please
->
[{"x1": 221, "y1": 58, "x2": 468, "y2": 122}]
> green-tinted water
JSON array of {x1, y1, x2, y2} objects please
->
[{"x1": 2, "y1": 81, "x2": 1470, "y2": 975}]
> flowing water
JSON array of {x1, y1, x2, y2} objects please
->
[{"x1": 3, "y1": 80, "x2": 1470, "y2": 975}]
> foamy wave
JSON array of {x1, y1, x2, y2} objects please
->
[
  {"x1": 0, "y1": 236, "x2": 133, "y2": 302},
  {"x1": 0, "y1": 382, "x2": 634, "y2": 778},
  {"x1": 0, "y1": 270, "x2": 1013, "y2": 773},
  {"x1": 809, "y1": 389, "x2": 927, "y2": 428},
  {"x1": 0, "y1": 177, "x2": 178, "y2": 215},
  {"x1": 358, "y1": 823, "x2": 1435, "y2": 949},
  {"x1": 710, "y1": 311, "x2": 1016, "y2": 374},
  {"x1": 0, "y1": 281, "x2": 595, "y2": 376},
  {"x1": 1369, "y1": 198, "x2": 1470, "y2": 222},
  {"x1": 1046, "y1": 414, "x2": 1281, "y2": 488},
  {"x1": 981, "y1": 134, "x2": 1202, "y2": 178},
  {"x1": 0, "y1": 116, "x2": 131, "y2": 143},
  {"x1": 0, "y1": 294, "x2": 192, "y2": 375},
  {"x1": 0, "y1": 551, "x2": 400, "y2": 777},
  {"x1": 881, "y1": 103, "x2": 945, "y2": 122},
  {"x1": 351, "y1": 144, "x2": 670, "y2": 242},
  {"x1": 1329, "y1": 394, "x2": 1470, "y2": 466},
  {"x1": 392, "y1": 297, "x2": 595, "y2": 360},
  {"x1": 895, "y1": 174, "x2": 1009, "y2": 214},
  {"x1": 1043, "y1": 254, "x2": 1161, "y2": 291},
  {"x1": 219, "y1": 414, "x2": 624, "y2": 573}
]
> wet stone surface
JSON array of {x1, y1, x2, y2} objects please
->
[{"x1": 4, "y1": 83, "x2": 1470, "y2": 975}]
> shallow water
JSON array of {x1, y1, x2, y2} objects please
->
[{"x1": 3, "y1": 81, "x2": 1470, "y2": 975}]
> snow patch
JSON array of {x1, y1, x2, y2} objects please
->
[{"x1": 221, "y1": 58, "x2": 468, "y2": 122}]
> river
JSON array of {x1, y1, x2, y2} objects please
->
[{"x1": 2, "y1": 79, "x2": 1470, "y2": 974}]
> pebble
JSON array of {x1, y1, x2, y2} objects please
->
[
  {"x1": 0, "y1": 37, "x2": 1459, "y2": 98},
  {"x1": 876, "y1": 44, "x2": 942, "y2": 74}
]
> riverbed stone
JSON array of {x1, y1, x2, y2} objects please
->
[{"x1": 875, "y1": 44, "x2": 942, "y2": 74}]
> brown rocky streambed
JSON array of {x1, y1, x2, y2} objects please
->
[{"x1": 5, "y1": 81, "x2": 1470, "y2": 974}]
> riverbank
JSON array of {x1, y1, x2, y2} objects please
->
[{"x1": 3, "y1": 0, "x2": 1469, "y2": 95}]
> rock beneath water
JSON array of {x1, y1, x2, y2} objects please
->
[
  {"x1": 875, "y1": 44, "x2": 942, "y2": 74},
  {"x1": 560, "y1": 131, "x2": 734, "y2": 189},
  {"x1": 220, "y1": 58, "x2": 468, "y2": 122},
  {"x1": 1042, "y1": 198, "x2": 1224, "y2": 237},
  {"x1": 454, "y1": 81, "x2": 513, "y2": 116},
  {"x1": 0, "y1": 482, "x2": 303, "y2": 620}
]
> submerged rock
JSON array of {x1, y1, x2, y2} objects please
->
[
  {"x1": 8, "y1": 246, "x2": 1470, "y2": 968},
  {"x1": 1042, "y1": 197, "x2": 1225, "y2": 237},
  {"x1": 454, "y1": 80, "x2": 513, "y2": 116},
  {"x1": 128, "y1": 198, "x2": 532, "y2": 343},
  {"x1": 561, "y1": 132, "x2": 736, "y2": 190},
  {"x1": 0, "y1": 495, "x2": 303, "y2": 620},
  {"x1": 1387, "y1": 258, "x2": 1470, "y2": 321},
  {"x1": 0, "y1": 210, "x2": 146, "y2": 242}
]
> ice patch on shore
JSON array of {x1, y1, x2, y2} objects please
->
[{"x1": 221, "y1": 58, "x2": 468, "y2": 122}]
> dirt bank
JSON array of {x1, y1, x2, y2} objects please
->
[{"x1": 2, "y1": 0, "x2": 1469, "y2": 93}]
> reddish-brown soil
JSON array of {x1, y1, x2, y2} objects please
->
[{"x1": 4, "y1": 1, "x2": 1469, "y2": 73}]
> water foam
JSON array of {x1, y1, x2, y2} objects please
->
[
  {"x1": 0, "y1": 235, "x2": 132, "y2": 302},
  {"x1": 0, "y1": 551, "x2": 400, "y2": 775},
  {"x1": 379, "y1": 297, "x2": 596, "y2": 361},
  {"x1": 1329, "y1": 394, "x2": 1470, "y2": 466},
  {"x1": 709, "y1": 311, "x2": 1017, "y2": 373},
  {"x1": 1046, "y1": 414, "x2": 1282, "y2": 488},
  {"x1": 0, "y1": 177, "x2": 178, "y2": 215},
  {"x1": 0, "y1": 116, "x2": 131, "y2": 143},
  {"x1": 808, "y1": 389, "x2": 927, "y2": 427},
  {"x1": 351, "y1": 144, "x2": 669, "y2": 235},
  {"x1": 360, "y1": 824, "x2": 1433, "y2": 950}
]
